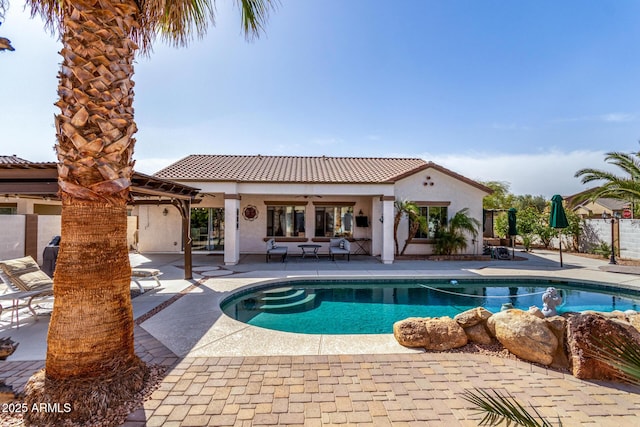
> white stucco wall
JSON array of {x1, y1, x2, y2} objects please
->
[
  {"x1": 393, "y1": 168, "x2": 487, "y2": 255},
  {"x1": 0, "y1": 215, "x2": 26, "y2": 260},
  {"x1": 135, "y1": 205, "x2": 183, "y2": 252},
  {"x1": 620, "y1": 219, "x2": 640, "y2": 259}
]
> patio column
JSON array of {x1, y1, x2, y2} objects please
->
[
  {"x1": 381, "y1": 196, "x2": 395, "y2": 264},
  {"x1": 224, "y1": 194, "x2": 241, "y2": 265}
]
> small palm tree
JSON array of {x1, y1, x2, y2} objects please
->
[
  {"x1": 463, "y1": 388, "x2": 561, "y2": 427},
  {"x1": 394, "y1": 200, "x2": 421, "y2": 255},
  {"x1": 574, "y1": 151, "x2": 640, "y2": 209},
  {"x1": 434, "y1": 208, "x2": 480, "y2": 255},
  {"x1": 465, "y1": 332, "x2": 640, "y2": 426}
]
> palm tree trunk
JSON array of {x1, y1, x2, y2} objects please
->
[
  {"x1": 24, "y1": 0, "x2": 148, "y2": 424},
  {"x1": 47, "y1": 198, "x2": 135, "y2": 378},
  {"x1": 400, "y1": 222, "x2": 420, "y2": 255}
]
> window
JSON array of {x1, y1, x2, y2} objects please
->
[
  {"x1": 414, "y1": 206, "x2": 448, "y2": 239},
  {"x1": 0, "y1": 204, "x2": 17, "y2": 215},
  {"x1": 267, "y1": 205, "x2": 306, "y2": 237},
  {"x1": 315, "y1": 206, "x2": 354, "y2": 237}
]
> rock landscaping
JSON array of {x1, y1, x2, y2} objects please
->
[{"x1": 394, "y1": 304, "x2": 640, "y2": 383}]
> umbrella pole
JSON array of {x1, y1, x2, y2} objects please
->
[
  {"x1": 511, "y1": 236, "x2": 514, "y2": 260},
  {"x1": 559, "y1": 237, "x2": 563, "y2": 267}
]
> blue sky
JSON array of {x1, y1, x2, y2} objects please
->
[{"x1": 1, "y1": 0, "x2": 639, "y2": 197}]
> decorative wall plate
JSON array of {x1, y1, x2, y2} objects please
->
[{"x1": 242, "y1": 205, "x2": 258, "y2": 220}]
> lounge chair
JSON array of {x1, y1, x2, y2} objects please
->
[
  {"x1": 0, "y1": 256, "x2": 54, "y2": 327},
  {"x1": 329, "y1": 238, "x2": 351, "y2": 261},
  {"x1": 130, "y1": 268, "x2": 162, "y2": 293},
  {"x1": 266, "y1": 239, "x2": 287, "y2": 263}
]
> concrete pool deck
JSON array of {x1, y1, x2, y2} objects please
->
[{"x1": 2, "y1": 249, "x2": 640, "y2": 425}]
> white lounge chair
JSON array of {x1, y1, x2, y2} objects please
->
[
  {"x1": 0, "y1": 256, "x2": 54, "y2": 327},
  {"x1": 130, "y1": 268, "x2": 162, "y2": 293},
  {"x1": 266, "y1": 239, "x2": 287, "y2": 263}
]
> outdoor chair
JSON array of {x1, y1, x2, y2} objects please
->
[
  {"x1": 0, "y1": 256, "x2": 54, "y2": 327},
  {"x1": 266, "y1": 239, "x2": 287, "y2": 263},
  {"x1": 329, "y1": 238, "x2": 351, "y2": 261},
  {"x1": 130, "y1": 268, "x2": 162, "y2": 293},
  {"x1": 494, "y1": 246, "x2": 511, "y2": 260}
]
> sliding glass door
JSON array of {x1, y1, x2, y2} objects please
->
[{"x1": 191, "y1": 208, "x2": 225, "y2": 251}]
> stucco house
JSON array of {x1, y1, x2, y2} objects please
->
[
  {"x1": 137, "y1": 155, "x2": 492, "y2": 265},
  {"x1": 565, "y1": 189, "x2": 631, "y2": 218}
]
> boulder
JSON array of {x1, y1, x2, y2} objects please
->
[
  {"x1": 566, "y1": 313, "x2": 640, "y2": 381},
  {"x1": 393, "y1": 317, "x2": 468, "y2": 350},
  {"x1": 464, "y1": 323, "x2": 493, "y2": 345},
  {"x1": 528, "y1": 306, "x2": 544, "y2": 319},
  {"x1": 628, "y1": 313, "x2": 640, "y2": 332},
  {"x1": 423, "y1": 317, "x2": 468, "y2": 350},
  {"x1": 489, "y1": 309, "x2": 558, "y2": 366},
  {"x1": 393, "y1": 318, "x2": 427, "y2": 348},
  {"x1": 454, "y1": 307, "x2": 492, "y2": 328},
  {"x1": 545, "y1": 316, "x2": 569, "y2": 369},
  {"x1": 486, "y1": 315, "x2": 496, "y2": 337}
]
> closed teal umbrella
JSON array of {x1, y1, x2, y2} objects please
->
[{"x1": 549, "y1": 194, "x2": 569, "y2": 266}]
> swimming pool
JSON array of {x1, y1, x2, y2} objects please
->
[{"x1": 220, "y1": 278, "x2": 640, "y2": 334}]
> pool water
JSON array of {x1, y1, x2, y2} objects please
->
[{"x1": 220, "y1": 279, "x2": 640, "y2": 335}]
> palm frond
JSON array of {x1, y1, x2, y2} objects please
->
[
  {"x1": 463, "y1": 388, "x2": 560, "y2": 427},
  {"x1": 587, "y1": 335, "x2": 640, "y2": 385}
]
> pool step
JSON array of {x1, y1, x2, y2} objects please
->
[
  {"x1": 261, "y1": 287, "x2": 295, "y2": 298},
  {"x1": 261, "y1": 289, "x2": 306, "y2": 302},
  {"x1": 260, "y1": 293, "x2": 316, "y2": 312},
  {"x1": 258, "y1": 287, "x2": 317, "y2": 313}
]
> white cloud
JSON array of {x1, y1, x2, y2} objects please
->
[
  {"x1": 416, "y1": 150, "x2": 618, "y2": 199},
  {"x1": 553, "y1": 112, "x2": 639, "y2": 123}
]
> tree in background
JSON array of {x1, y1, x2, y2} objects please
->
[
  {"x1": 482, "y1": 181, "x2": 514, "y2": 210},
  {"x1": 0, "y1": 0, "x2": 276, "y2": 424},
  {"x1": 574, "y1": 151, "x2": 640, "y2": 214}
]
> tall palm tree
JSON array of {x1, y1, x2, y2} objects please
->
[
  {"x1": 574, "y1": 151, "x2": 640, "y2": 208},
  {"x1": 0, "y1": 0, "x2": 275, "y2": 424}
]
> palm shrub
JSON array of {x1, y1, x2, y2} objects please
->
[
  {"x1": 464, "y1": 328, "x2": 640, "y2": 426},
  {"x1": 434, "y1": 208, "x2": 480, "y2": 255},
  {"x1": 463, "y1": 388, "x2": 560, "y2": 427},
  {"x1": 394, "y1": 200, "x2": 427, "y2": 255}
]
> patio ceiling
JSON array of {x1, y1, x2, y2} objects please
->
[{"x1": 0, "y1": 162, "x2": 201, "y2": 202}]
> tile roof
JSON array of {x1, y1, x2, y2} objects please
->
[
  {"x1": 155, "y1": 155, "x2": 432, "y2": 184},
  {"x1": 0, "y1": 155, "x2": 30, "y2": 164}
]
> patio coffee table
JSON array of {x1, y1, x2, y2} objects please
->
[{"x1": 298, "y1": 244, "x2": 321, "y2": 260}]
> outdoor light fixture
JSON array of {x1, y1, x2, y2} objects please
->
[
  {"x1": 602, "y1": 212, "x2": 620, "y2": 265},
  {"x1": 162, "y1": 208, "x2": 169, "y2": 216},
  {"x1": 379, "y1": 216, "x2": 384, "y2": 223}
]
